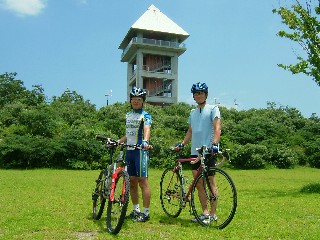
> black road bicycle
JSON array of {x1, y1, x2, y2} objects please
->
[{"x1": 160, "y1": 145, "x2": 237, "y2": 229}]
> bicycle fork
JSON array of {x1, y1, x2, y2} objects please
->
[{"x1": 109, "y1": 167, "x2": 127, "y2": 204}]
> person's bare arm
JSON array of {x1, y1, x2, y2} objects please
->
[
  {"x1": 212, "y1": 117, "x2": 221, "y2": 144},
  {"x1": 182, "y1": 125, "x2": 192, "y2": 145},
  {"x1": 143, "y1": 125, "x2": 151, "y2": 142},
  {"x1": 118, "y1": 136, "x2": 127, "y2": 143}
]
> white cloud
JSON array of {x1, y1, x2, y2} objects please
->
[{"x1": 1, "y1": 0, "x2": 46, "y2": 17}]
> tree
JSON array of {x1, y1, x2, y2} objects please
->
[
  {"x1": 0, "y1": 72, "x2": 46, "y2": 107},
  {"x1": 2, "y1": 72, "x2": 320, "y2": 169},
  {"x1": 0, "y1": 72, "x2": 26, "y2": 107},
  {"x1": 50, "y1": 88, "x2": 96, "y2": 126},
  {"x1": 273, "y1": 0, "x2": 320, "y2": 86}
]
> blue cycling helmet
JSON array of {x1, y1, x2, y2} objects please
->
[
  {"x1": 130, "y1": 86, "x2": 146, "y2": 101},
  {"x1": 191, "y1": 82, "x2": 208, "y2": 93}
]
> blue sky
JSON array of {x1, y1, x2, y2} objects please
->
[{"x1": 1, "y1": 0, "x2": 320, "y2": 117}]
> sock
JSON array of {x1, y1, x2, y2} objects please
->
[
  {"x1": 142, "y1": 208, "x2": 149, "y2": 216},
  {"x1": 133, "y1": 204, "x2": 140, "y2": 212}
]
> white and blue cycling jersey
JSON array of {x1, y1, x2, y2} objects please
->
[
  {"x1": 125, "y1": 109, "x2": 152, "y2": 147},
  {"x1": 125, "y1": 109, "x2": 152, "y2": 177}
]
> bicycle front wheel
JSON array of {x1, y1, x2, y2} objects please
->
[
  {"x1": 106, "y1": 169, "x2": 130, "y2": 235},
  {"x1": 92, "y1": 170, "x2": 107, "y2": 220},
  {"x1": 191, "y1": 168, "x2": 237, "y2": 229},
  {"x1": 160, "y1": 168, "x2": 183, "y2": 218}
]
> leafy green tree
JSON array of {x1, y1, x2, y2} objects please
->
[
  {"x1": 0, "y1": 134, "x2": 53, "y2": 169},
  {"x1": 0, "y1": 73, "x2": 46, "y2": 107},
  {"x1": 1, "y1": 72, "x2": 320, "y2": 169},
  {"x1": 305, "y1": 137, "x2": 320, "y2": 167},
  {"x1": 0, "y1": 73, "x2": 27, "y2": 107},
  {"x1": 18, "y1": 105, "x2": 57, "y2": 137},
  {"x1": 0, "y1": 102, "x2": 26, "y2": 129},
  {"x1": 96, "y1": 102, "x2": 129, "y2": 138},
  {"x1": 270, "y1": 144, "x2": 298, "y2": 169},
  {"x1": 231, "y1": 144, "x2": 270, "y2": 169},
  {"x1": 50, "y1": 89, "x2": 96, "y2": 127},
  {"x1": 273, "y1": 0, "x2": 320, "y2": 85}
]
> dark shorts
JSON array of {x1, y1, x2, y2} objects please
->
[
  {"x1": 191, "y1": 154, "x2": 217, "y2": 176},
  {"x1": 126, "y1": 149, "x2": 149, "y2": 177}
]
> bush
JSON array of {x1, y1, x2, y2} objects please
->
[
  {"x1": 269, "y1": 145, "x2": 297, "y2": 169},
  {"x1": 58, "y1": 129, "x2": 104, "y2": 169},
  {"x1": 1, "y1": 73, "x2": 320, "y2": 171},
  {"x1": 300, "y1": 183, "x2": 320, "y2": 194},
  {"x1": 307, "y1": 152, "x2": 320, "y2": 168},
  {"x1": 231, "y1": 144, "x2": 270, "y2": 169},
  {"x1": 305, "y1": 138, "x2": 320, "y2": 168},
  {"x1": 0, "y1": 135, "x2": 54, "y2": 168}
]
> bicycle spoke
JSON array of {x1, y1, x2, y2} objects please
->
[
  {"x1": 160, "y1": 168, "x2": 183, "y2": 218},
  {"x1": 92, "y1": 170, "x2": 107, "y2": 220},
  {"x1": 191, "y1": 168, "x2": 237, "y2": 229}
]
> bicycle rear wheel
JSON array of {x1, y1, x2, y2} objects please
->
[
  {"x1": 160, "y1": 168, "x2": 183, "y2": 218},
  {"x1": 106, "y1": 169, "x2": 130, "y2": 235},
  {"x1": 92, "y1": 170, "x2": 107, "y2": 220},
  {"x1": 191, "y1": 168, "x2": 237, "y2": 229}
]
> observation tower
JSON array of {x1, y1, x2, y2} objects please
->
[{"x1": 119, "y1": 4, "x2": 189, "y2": 105}]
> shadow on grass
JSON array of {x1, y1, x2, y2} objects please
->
[
  {"x1": 87, "y1": 212, "x2": 137, "y2": 234},
  {"x1": 87, "y1": 212, "x2": 107, "y2": 233},
  {"x1": 300, "y1": 183, "x2": 320, "y2": 194}
]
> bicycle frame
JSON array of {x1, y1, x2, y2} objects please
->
[
  {"x1": 173, "y1": 157, "x2": 200, "y2": 203},
  {"x1": 167, "y1": 147, "x2": 223, "y2": 206},
  {"x1": 160, "y1": 146, "x2": 237, "y2": 229}
]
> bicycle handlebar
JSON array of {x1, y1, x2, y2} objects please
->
[
  {"x1": 95, "y1": 135, "x2": 152, "y2": 150},
  {"x1": 95, "y1": 135, "x2": 109, "y2": 141},
  {"x1": 170, "y1": 145, "x2": 230, "y2": 162}
]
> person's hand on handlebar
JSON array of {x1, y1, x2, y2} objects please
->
[
  {"x1": 210, "y1": 143, "x2": 219, "y2": 154},
  {"x1": 106, "y1": 138, "x2": 118, "y2": 148},
  {"x1": 141, "y1": 140, "x2": 152, "y2": 150},
  {"x1": 174, "y1": 143, "x2": 184, "y2": 152}
]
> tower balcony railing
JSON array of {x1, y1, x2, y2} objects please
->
[
  {"x1": 142, "y1": 62, "x2": 172, "y2": 73},
  {"x1": 122, "y1": 37, "x2": 186, "y2": 58},
  {"x1": 147, "y1": 84, "x2": 172, "y2": 97}
]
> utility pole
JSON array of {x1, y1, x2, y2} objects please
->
[
  {"x1": 234, "y1": 99, "x2": 239, "y2": 110},
  {"x1": 105, "y1": 90, "x2": 112, "y2": 106}
]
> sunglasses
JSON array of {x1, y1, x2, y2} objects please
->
[
  {"x1": 193, "y1": 91, "x2": 206, "y2": 96},
  {"x1": 131, "y1": 97, "x2": 143, "y2": 101}
]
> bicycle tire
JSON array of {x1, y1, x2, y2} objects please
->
[
  {"x1": 191, "y1": 167, "x2": 237, "y2": 229},
  {"x1": 92, "y1": 170, "x2": 107, "y2": 220},
  {"x1": 106, "y1": 169, "x2": 130, "y2": 235},
  {"x1": 160, "y1": 167, "x2": 183, "y2": 218}
]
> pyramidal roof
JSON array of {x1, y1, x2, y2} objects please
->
[
  {"x1": 119, "y1": 5, "x2": 189, "y2": 49},
  {"x1": 132, "y1": 4, "x2": 189, "y2": 36}
]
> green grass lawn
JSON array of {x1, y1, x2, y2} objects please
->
[{"x1": 1, "y1": 167, "x2": 320, "y2": 239}]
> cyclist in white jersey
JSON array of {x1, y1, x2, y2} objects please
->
[
  {"x1": 175, "y1": 82, "x2": 221, "y2": 223},
  {"x1": 118, "y1": 87, "x2": 152, "y2": 222}
]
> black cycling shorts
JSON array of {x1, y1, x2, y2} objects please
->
[{"x1": 190, "y1": 154, "x2": 217, "y2": 175}]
